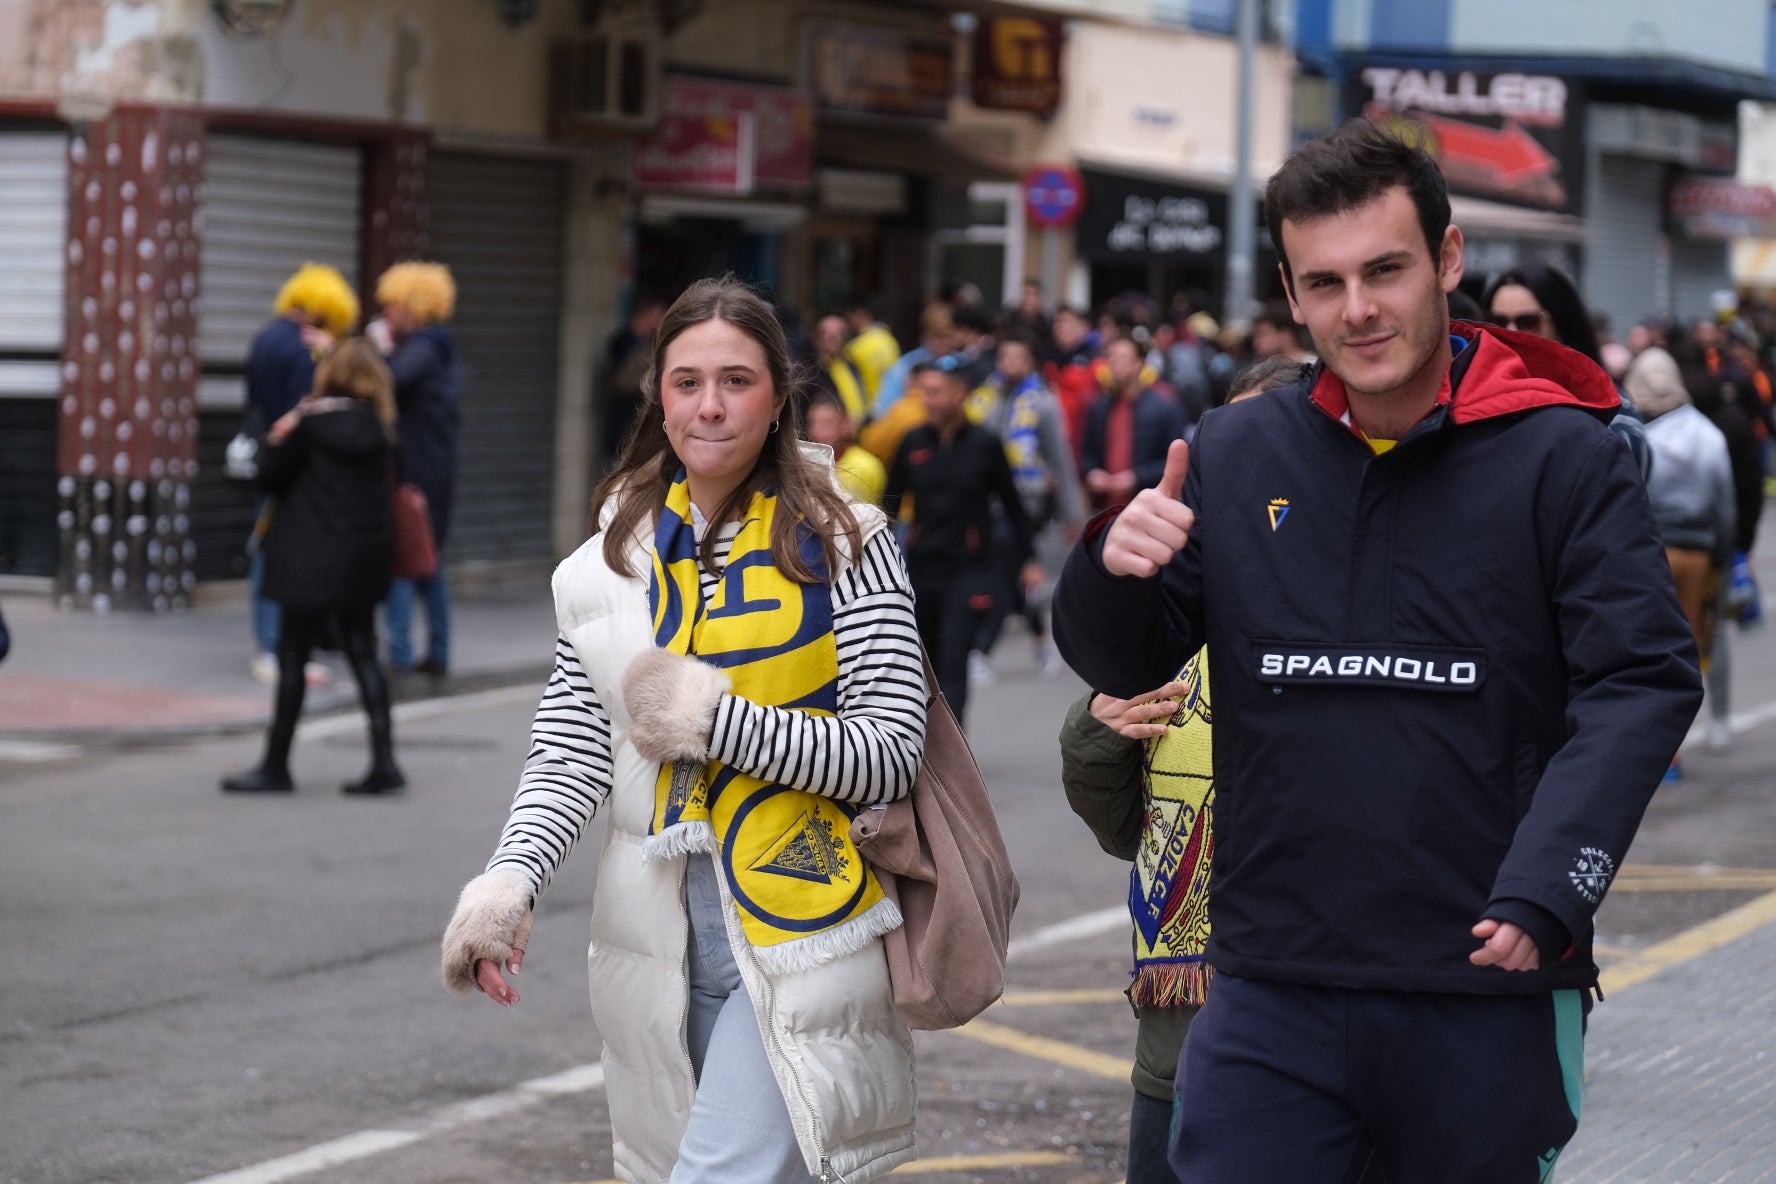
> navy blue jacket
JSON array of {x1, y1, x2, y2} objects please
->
[
  {"x1": 1079, "y1": 386, "x2": 1187, "y2": 493},
  {"x1": 245, "y1": 316, "x2": 316, "y2": 425},
  {"x1": 388, "y1": 326, "x2": 462, "y2": 545},
  {"x1": 1054, "y1": 325, "x2": 1702, "y2": 995}
]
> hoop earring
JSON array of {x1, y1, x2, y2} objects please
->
[
  {"x1": 769, "y1": 418, "x2": 781, "y2": 434},
  {"x1": 662, "y1": 419, "x2": 667, "y2": 431}
]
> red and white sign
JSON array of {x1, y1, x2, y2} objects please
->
[
  {"x1": 1023, "y1": 165, "x2": 1086, "y2": 229},
  {"x1": 1669, "y1": 176, "x2": 1776, "y2": 240},
  {"x1": 632, "y1": 76, "x2": 813, "y2": 194}
]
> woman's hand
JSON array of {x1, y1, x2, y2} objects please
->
[
  {"x1": 1089, "y1": 678, "x2": 1189, "y2": 740},
  {"x1": 299, "y1": 325, "x2": 336, "y2": 355},
  {"x1": 266, "y1": 409, "x2": 301, "y2": 444},
  {"x1": 475, "y1": 948, "x2": 525, "y2": 1006}
]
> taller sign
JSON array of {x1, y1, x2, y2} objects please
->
[{"x1": 1351, "y1": 67, "x2": 1583, "y2": 213}]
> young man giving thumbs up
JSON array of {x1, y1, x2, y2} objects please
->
[{"x1": 1053, "y1": 120, "x2": 1701, "y2": 1183}]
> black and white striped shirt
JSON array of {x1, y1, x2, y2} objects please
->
[{"x1": 486, "y1": 523, "x2": 927, "y2": 898}]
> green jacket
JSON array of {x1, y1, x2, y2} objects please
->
[{"x1": 1058, "y1": 691, "x2": 1145, "y2": 862}]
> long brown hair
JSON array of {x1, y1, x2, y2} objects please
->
[
  {"x1": 310, "y1": 337, "x2": 397, "y2": 434},
  {"x1": 593, "y1": 276, "x2": 861, "y2": 583}
]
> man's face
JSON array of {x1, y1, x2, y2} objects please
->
[
  {"x1": 1693, "y1": 321, "x2": 1720, "y2": 350},
  {"x1": 1019, "y1": 283, "x2": 1044, "y2": 316},
  {"x1": 1280, "y1": 185, "x2": 1462, "y2": 402},
  {"x1": 1106, "y1": 340, "x2": 1143, "y2": 391},
  {"x1": 1251, "y1": 321, "x2": 1284, "y2": 358},
  {"x1": 997, "y1": 341, "x2": 1034, "y2": 383},
  {"x1": 815, "y1": 316, "x2": 848, "y2": 359},
  {"x1": 1052, "y1": 312, "x2": 1087, "y2": 353},
  {"x1": 917, "y1": 368, "x2": 968, "y2": 428}
]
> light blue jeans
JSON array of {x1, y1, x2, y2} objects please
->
[
  {"x1": 385, "y1": 559, "x2": 450, "y2": 670},
  {"x1": 671, "y1": 855, "x2": 817, "y2": 1184}
]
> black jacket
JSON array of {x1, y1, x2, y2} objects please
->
[
  {"x1": 388, "y1": 326, "x2": 462, "y2": 544},
  {"x1": 245, "y1": 316, "x2": 317, "y2": 424},
  {"x1": 258, "y1": 399, "x2": 394, "y2": 611},
  {"x1": 884, "y1": 422, "x2": 1033, "y2": 570},
  {"x1": 1054, "y1": 325, "x2": 1702, "y2": 995}
]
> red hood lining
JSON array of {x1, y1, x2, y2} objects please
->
[{"x1": 1309, "y1": 321, "x2": 1620, "y2": 430}]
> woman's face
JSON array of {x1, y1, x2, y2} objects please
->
[
  {"x1": 1487, "y1": 284, "x2": 1556, "y2": 341},
  {"x1": 661, "y1": 317, "x2": 782, "y2": 500}
]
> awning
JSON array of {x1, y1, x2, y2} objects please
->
[
  {"x1": 1448, "y1": 195, "x2": 1587, "y2": 243},
  {"x1": 816, "y1": 121, "x2": 1016, "y2": 180}
]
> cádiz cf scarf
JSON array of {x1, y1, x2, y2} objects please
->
[
  {"x1": 644, "y1": 471, "x2": 896, "y2": 971},
  {"x1": 1128, "y1": 651, "x2": 1216, "y2": 1008}
]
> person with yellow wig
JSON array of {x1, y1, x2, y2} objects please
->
[
  {"x1": 370, "y1": 262, "x2": 463, "y2": 677},
  {"x1": 244, "y1": 262, "x2": 360, "y2": 686}
]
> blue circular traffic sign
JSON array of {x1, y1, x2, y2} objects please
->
[{"x1": 1023, "y1": 165, "x2": 1086, "y2": 229}]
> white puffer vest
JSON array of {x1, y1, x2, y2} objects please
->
[{"x1": 554, "y1": 489, "x2": 917, "y2": 1184}]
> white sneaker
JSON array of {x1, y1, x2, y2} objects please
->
[
  {"x1": 1708, "y1": 718, "x2": 1732, "y2": 752},
  {"x1": 968, "y1": 651, "x2": 996, "y2": 689},
  {"x1": 1035, "y1": 637, "x2": 1065, "y2": 677},
  {"x1": 249, "y1": 652, "x2": 278, "y2": 686}
]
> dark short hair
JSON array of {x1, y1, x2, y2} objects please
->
[
  {"x1": 911, "y1": 354, "x2": 969, "y2": 384},
  {"x1": 952, "y1": 304, "x2": 995, "y2": 335},
  {"x1": 1264, "y1": 118, "x2": 1451, "y2": 286},
  {"x1": 1480, "y1": 265, "x2": 1600, "y2": 366}
]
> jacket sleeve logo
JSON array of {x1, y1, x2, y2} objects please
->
[
  {"x1": 1267, "y1": 498, "x2": 1290, "y2": 531},
  {"x1": 1568, "y1": 847, "x2": 1615, "y2": 904}
]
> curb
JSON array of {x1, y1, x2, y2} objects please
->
[{"x1": 0, "y1": 662, "x2": 551, "y2": 749}]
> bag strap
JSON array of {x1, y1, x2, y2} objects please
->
[{"x1": 918, "y1": 645, "x2": 942, "y2": 709}]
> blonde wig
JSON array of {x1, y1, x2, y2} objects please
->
[
  {"x1": 375, "y1": 262, "x2": 457, "y2": 325},
  {"x1": 274, "y1": 263, "x2": 360, "y2": 339}
]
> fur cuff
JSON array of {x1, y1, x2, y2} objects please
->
[
  {"x1": 441, "y1": 869, "x2": 535, "y2": 994},
  {"x1": 621, "y1": 648, "x2": 732, "y2": 763}
]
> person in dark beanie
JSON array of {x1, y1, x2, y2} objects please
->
[{"x1": 222, "y1": 339, "x2": 405, "y2": 796}]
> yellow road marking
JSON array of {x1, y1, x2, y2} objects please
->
[
  {"x1": 998, "y1": 988, "x2": 1127, "y2": 1007},
  {"x1": 950, "y1": 1017, "x2": 1133, "y2": 1081},
  {"x1": 892, "y1": 1150, "x2": 1081, "y2": 1173},
  {"x1": 1601, "y1": 888, "x2": 1776, "y2": 996}
]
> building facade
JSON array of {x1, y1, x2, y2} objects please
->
[{"x1": 1297, "y1": 0, "x2": 1776, "y2": 334}]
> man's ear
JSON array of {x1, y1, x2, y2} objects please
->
[
  {"x1": 1438, "y1": 225, "x2": 1466, "y2": 294},
  {"x1": 1279, "y1": 262, "x2": 1302, "y2": 322}
]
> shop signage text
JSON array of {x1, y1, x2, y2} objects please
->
[
  {"x1": 973, "y1": 16, "x2": 1063, "y2": 119},
  {"x1": 633, "y1": 77, "x2": 814, "y2": 194},
  {"x1": 1669, "y1": 176, "x2": 1776, "y2": 241},
  {"x1": 809, "y1": 22, "x2": 952, "y2": 121},
  {"x1": 1077, "y1": 169, "x2": 1231, "y2": 261},
  {"x1": 1360, "y1": 68, "x2": 1566, "y2": 125}
]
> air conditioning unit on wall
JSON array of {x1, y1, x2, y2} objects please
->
[{"x1": 550, "y1": 31, "x2": 662, "y2": 136}]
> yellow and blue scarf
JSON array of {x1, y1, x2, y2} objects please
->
[
  {"x1": 645, "y1": 471, "x2": 896, "y2": 969},
  {"x1": 1129, "y1": 651, "x2": 1215, "y2": 1007}
]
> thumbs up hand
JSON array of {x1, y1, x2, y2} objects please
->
[{"x1": 1102, "y1": 440, "x2": 1195, "y2": 579}]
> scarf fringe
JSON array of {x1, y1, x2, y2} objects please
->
[
  {"x1": 1128, "y1": 960, "x2": 1213, "y2": 1010},
  {"x1": 749, "y1": 897, "x2": 905, "y2": 976},
  {"x1": 639, "y1": 821, "x2": 716, "y2": 864}
]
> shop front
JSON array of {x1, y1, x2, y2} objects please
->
[{"x1": 1074, "y1": 166, "x2": 1278, "y2": 317}]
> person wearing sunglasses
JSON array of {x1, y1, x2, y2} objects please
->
[{"x1": 1483, "y1": 264, "x2": 1651, "y2": 479}]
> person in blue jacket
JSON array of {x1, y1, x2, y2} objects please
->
[{"x1": 1053, "y1": 119, "x2": 1702, "y2": 1184}]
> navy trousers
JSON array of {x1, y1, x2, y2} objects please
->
[{"x1": 1172, "y1": 974, "x2": 1587, "y2": 1184}]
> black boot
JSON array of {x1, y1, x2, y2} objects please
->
[
  {"x1": 220, "y1": 699, "x2": 296, "y2": 791},
  {"x1": 342, "y1": 634, "x2": 405, "y2": 795},
  {"x1": 220, "y1": 765, "x2": 294, "y2": 793}
]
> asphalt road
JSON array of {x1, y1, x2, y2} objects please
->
[{"x1": 3, "y1": 608, "x2": 1773, "y2": 1184}]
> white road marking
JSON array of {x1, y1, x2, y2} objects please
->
[
  {"x1": 298, "y1": 683, "x2": 542, "y2": 740},
  {"x1": 182, "y1": 1063, "x2": 605, "y2": 1184},
  {"x1": 0, "y1": 739, "x2": 82, "y2": 762},
  {"x1": 1006, "y1": 905, "x2": 1127, "y2": 959},
  {"x1": 1680, "y1": 695, "x2": 1776, "y2": 754}
]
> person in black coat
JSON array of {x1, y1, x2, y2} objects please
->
[{"x1": 222, "y1": 339, "x2": 406, "y2": 795}]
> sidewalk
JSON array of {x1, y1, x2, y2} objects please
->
[{"x1": 0, "y1": 583, "x2": 558, "y2": 743}]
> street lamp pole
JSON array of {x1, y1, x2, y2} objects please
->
[{"x1": 1226, "y1": 0, "x2": 1259, "y2": 327}]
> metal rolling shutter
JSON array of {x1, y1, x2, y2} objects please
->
[
  {"x1": 1668, "y1": 238, "x2": 1731, "y2": 324},
  {"x1": 1583, "y1": 155, "x2": 1667, "y2": 337},
  {"x1": 0, "y1": 130, "x2": 69, "y2": 576},
  {"x1": 426, "y1": 152, "x2": 566, "y2": 565},
  {"x1": 194, "y1": 135, "x2": 363, "y2": 580}
]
